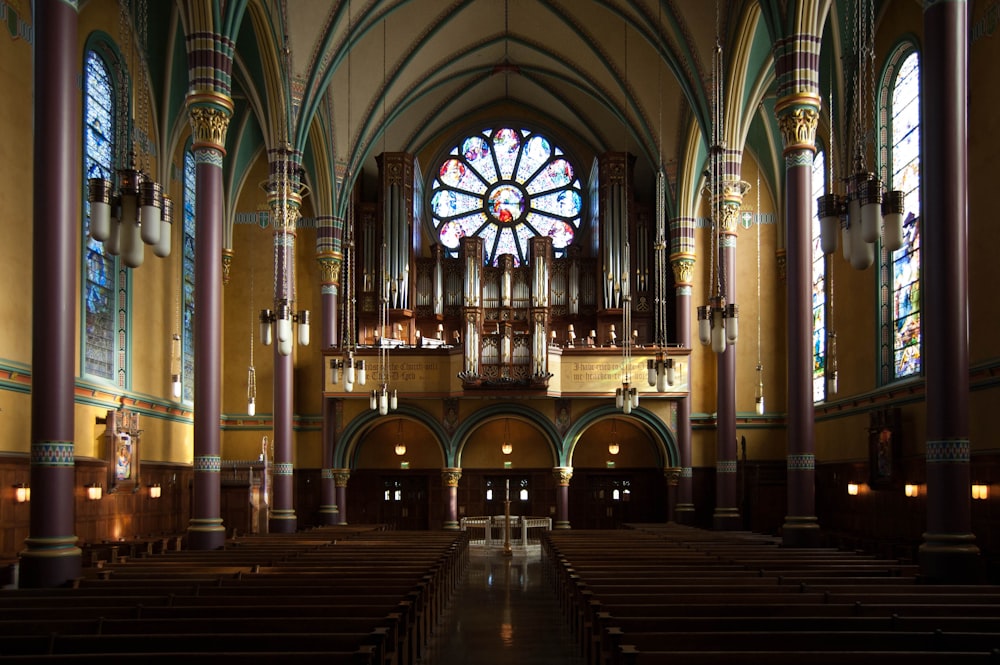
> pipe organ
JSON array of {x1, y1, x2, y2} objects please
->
[{"x1": 348, "y1": 151, "x2": 665, "y2": 390}]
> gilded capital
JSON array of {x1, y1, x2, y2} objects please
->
[
  {"x1": 318, "y1": 254, "x2": 342, "y2": 284},
  {"x1": 671, "y1": 257, "x2": 695, "y2": 286},
  {"x1": 222, "y1": 248, "x2": 234, "y2": 286},
  {"x1": 332, "y1": 469, "x2": 351, "y2": 487},
  {"x1": 775, "y1": 93, "x2": 821, "y2": 155},
  {"x1": 188, "y1": 101, "x2": 233, "y2": 155},
  {"x1": 664, "y1": 466, "x2": 682, "y2": 486},
  {"x1": 553, "y1": 466, "x2": 573, "y2": 486},
  {"x1": 442, "y1": 468, "x2": 462, "y2": 488}
]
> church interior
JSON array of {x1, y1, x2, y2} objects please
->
[{"x1": 2, "y1": 0, "x2": 1000, "y2": 659}]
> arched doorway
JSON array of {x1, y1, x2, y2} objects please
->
[
  {"x1": 569, "y1": 416, "x2": 667, "y2": 528},
  {"x1": 350, "y1": 416, "x2": 446, "y2": 529},
  {"x1": 457, "y1": 415, "x2": 558, "y2": 521}
]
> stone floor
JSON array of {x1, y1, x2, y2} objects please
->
[{"x1": 420, "y1": 552, "x2": 585, "y2": 665}]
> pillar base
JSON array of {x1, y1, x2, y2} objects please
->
[
  {"x1": 674, "y1": 505, "x2": 696, "y2": 526},
  {"x1": 919, "y1": 532, "x2": 982, "y2": 583},
  {"x1": 781, "y1": 516, "x2": 821, "y2": 547},
  {"x1": 443, "y1": 521, "x2": 460, "y2": 531},
  {"x1": 317, "y1": 505, "x2": 340, "y2": 526},
  {"x1": 187, "y1": 518, "x2": 226, "y2": 550},
  {"x1": 713, "y1": 508, "x2": 741, "y2": 531},
  {"x1": 554, "y1": 520, "x2": 571, "y2": 530},
  {"x1": 18, "y1": 536, "x2": 82, "y2": 589},
  {"x1": 269, "y1": 510, "x2": 298, "y2": 534}
]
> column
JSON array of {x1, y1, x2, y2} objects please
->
[
  {"x1": 316, "y1": 214, "x2": 342, "y2": 350},
  {"x1": 713, "y1": 177, "x2": 748, "y2": 531},
  {"x1": 553, "y1": 467, "x2": 573, "y2": 529},
  {"x1": 20, "y1": 0, "x2": 82, "y2": 588},
  {"x1": 333, "y1": 469, "x2": 351, "y2": 525},
  {"x1": 317, "y1": 398, "x2": 340, "y2": 525},
  {"x1": 185, "y1": 93, "x2": 234, "y2": 549},
  {"x1": 919, "y1": 0, "x2": 979, "y2": 581},
  {"x1": 774, "y1": 37, "x2": 822, "y2": 545},
  {"x1": 442, "y1": 468, "x2": 462, "y2": 530},
  {"x1": 670, "y1": 217, "x2": 696, "y2": 525},
  {"x1": 664, "y1": 467, "x2": 682, "y2": 523},
  {"x1": 267, "y1": 147, "x2": 303, "y2": 534}
]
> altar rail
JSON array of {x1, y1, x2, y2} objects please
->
[{"x1": 460, "y1": 516, "x2": 552, "y2": 549}]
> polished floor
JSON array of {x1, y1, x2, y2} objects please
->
[{"x1": 421, "y1": 553, "x2": 585, "y2": 665}]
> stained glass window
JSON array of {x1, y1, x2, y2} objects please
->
[
  {"x1": 83, "y1": 49, "x2": 117, "y2": 381},
  {"x1": 429, "y1": 127, "x2": 583, "y2": 266},
  {"x1": 182, "y1": 148, "x2": 197, "y2": 402},
  {"x1": 888, "y1": 52, "x2": 921, "y2": 379},
  {"x1": 811, "y1": 150, "x2": 826, "y2": 402}
]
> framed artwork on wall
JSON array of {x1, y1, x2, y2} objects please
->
[
  {"x1": 106, "y1": 408, "x2": 141, "y2": 493},
  {"x1": 868, "y1": 407, "x2": 901, "y2": 489}
]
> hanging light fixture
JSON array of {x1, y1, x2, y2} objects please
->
[
  {"x1": 608, "y1": 418, "x2": 620, "y2": 456},
  {"x1": 247, "y1": 243, "x2": 257, "y2": 416},
  {"x1": 87, "y1": 0, "x2": 169, "y2": 268},
  {"x1": 258, "y1": 143, "x2": 310, "y2": 356},
  {"x1": 394, "y1": 419, "x2": 406, "y2": 456},
  {"x1": 819, "y1": 0, "x2": 904, "y2": 268},
  {"x1": 754, "y1": 158, "x2": 765, "y2": 415},
  {"x1": 614, "y1": 19, "x2": 637, "y2": 415},
  {"x1": 698, "y1": 2, "x2": 739, "y2": 354},
  {"x1": 648, "y1": 7, "x2": 672, "y2": 394},
  {"x1": 501, "y1": 418, "x2": 513, "y2": 455}
]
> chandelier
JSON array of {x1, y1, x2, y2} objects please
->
[
  {"x1": 259, "y1": 146, "x2": 310, "y2": 356},
  {"x1": 370, "y1": 241, "x2": 399, "y2": 416},
  {"x1": 817, "y1": 0, "x2": 904, "y2": 266},
  {"x1": 501, "y1": 418, "x2": 513, "y2": 455},
  {"x1": 697, "y1": 9, "x2": 742, "y2": 355},
  {"x1": 608, "y1": 418, "x2": 620, "y2": 456},
  {"x1": 87, "y1": 0, "x2": 170, "y2": 268},
  {"x1": 330, "y1": 193, "x2": 366, "y2": 392}
]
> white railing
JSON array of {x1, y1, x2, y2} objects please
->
[{"x1": 460, "y1": 515, "x2": 552, "y2": 548}]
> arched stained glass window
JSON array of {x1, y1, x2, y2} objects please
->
[
  {"x1": 83, "y1": 48, "x2": 118, "y2": 382},
  {"x1": 880, "y1": 49, "x2": 921, "y2": 381},
  {"x1": 811, "y1": 149, "x2": 827, "y2": 402},
  {"x1": 429, "y1": 127, "x2": 583, "y2": 266},
  {"x1": 182, "y1": 148, "x2": 196, "y2": 402}
]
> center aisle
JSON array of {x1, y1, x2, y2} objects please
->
[{"x1": 420, "y1": 552, "x2": 584, "y2": 665}]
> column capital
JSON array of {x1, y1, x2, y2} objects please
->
[
  {"x1": 670, "y1": 255, "x2": 695, "y2": 286},
  {"x1": 187, "y1": 93, "x2": 234, "y2": 155},
  {"x1": 775, "y1": 93, "x2": 821, "y2": 156},
  {"x1": 332, "y1": 468, "x2": 351, "y2": 487},
  {"x1": 318, "y1": 252, "x2": 343, "y2": 285},
  {"x1": 222, "y1": 248, "x2": 234, "y2": 286},
  {"x1": 442, "y1": 467, "x2": 462, "y2": 487},
  {"x1": 553, "y1": 466, "x2": 573, "y2": 486},
  {"x1": 664, "y1": 466, "x2": 682, "y2": 486}
]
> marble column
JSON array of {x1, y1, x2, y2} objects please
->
[
  {"x1": 316, "y1": 215, "x2": 341, "y2": 350},
  {"x1": 267, "y1": 148, "x2": 303, "y2": 534},
  {"x1": 317, "y1": 398, "x2": 340, "y2": 525},
  {"x1": 333, "y1": 469, "x2": 351, "y2": 525},
  {"x1": 670, "y1": 221, "x2": 696, "y2": 525},
  {"x1": 664, "y1": 467, "x2": 682, "y2": 523},
  {"x1": 185, "y1": 94, "x2": 233, "y2": 550},
  {"x1": 919, "y1": 0, "x2": 980, "y2": 581},
  {"x1": 442, "y1": 468, "x2": 462, "y2": 530},
  {"x1": 713, "y1": 178, "x2": 748, "y2": 531},
  {"x1": 21, "y1": 0, "x2": 82, "y2": 588},
  {"x1": 775, "y1": 92, "x2": 821, "y2": 547},
  {"x1": 553, "y1": 467, "x2": 573, "y2": 529}
]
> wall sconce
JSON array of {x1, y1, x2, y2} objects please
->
[
  {"x1": 86, "y1": 483, "x2": 103, "y2": 501},
  {"x1": 972, "y1": 484, "x2": 990, "y2": 501},
  {"x1": 904, "y1": 484, "x2": 920, "y2": 498},
  {"x1": 13, "y1": 483, "x2": 30, "y2": 503},
  {"x1": 847, "y1": 483, "x2": 860, "y2": 496},
  {"x1": 148, "y1": 484, "x2": 161, "y2": 499}
]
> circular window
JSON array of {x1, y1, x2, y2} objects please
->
[{"x1": 429, "y1": 127, "x2": 583, "y2": 266}]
